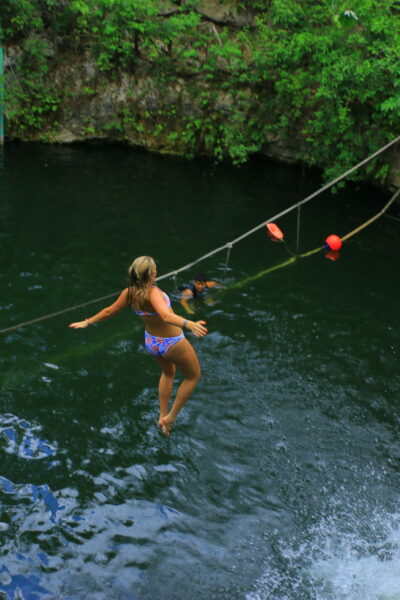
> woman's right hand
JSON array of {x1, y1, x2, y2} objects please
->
[
  {"x1": 69, "y1": 320, "x2": 89, "y2": 329},
  {"x1": 189, "y1": 320, "x2": 208, "y2": 337}
]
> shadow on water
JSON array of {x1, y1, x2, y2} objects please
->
[{"x1": 0, "y1": 143, "x2": 399, "y2": 599}]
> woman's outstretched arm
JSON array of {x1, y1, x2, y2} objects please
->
[{"x1": 69, "y1": 288, "x2": 129, "y2": 329}]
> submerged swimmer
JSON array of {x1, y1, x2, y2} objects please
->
[
  {"x1": 69, "y1": 256, "x2": 207, "y2": 435},
  {"x1": 180, "y1": 272, "x2": 223, "y2": 315}
]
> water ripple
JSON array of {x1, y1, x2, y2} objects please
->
[{"x1": 0, "y1": 415, "x2": 57, "y2": 461}]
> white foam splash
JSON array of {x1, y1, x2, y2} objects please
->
[
  {"x1": 246, "y1": 511, "x2": 400, "y2": 600},
  {"x1": 310, "y1": 516, "x2": 400, "y2": 600}
]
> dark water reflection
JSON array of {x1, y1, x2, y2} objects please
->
[{"x1": 0, "y1": 144, "x2": 400, "y2": 600}]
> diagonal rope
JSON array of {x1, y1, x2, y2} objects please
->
[
  {"x1": 155, "y1": 134, "x2": 400, "y2": 275},
  {"x1": 228, "y1": 187, "x2": 400, "y2": 288},
  {"x1": 1, "y1": 135, "x2": 399, "y2": 335},
  {"x1": 0, "y1": 293, "x2": 125, "y2": 335},
  {"x1": 341, "y1": 187, "x2": 400, "y2": 241},
  {"x1": 299, "y1": 187, "x2": 400, "y2": 258}
]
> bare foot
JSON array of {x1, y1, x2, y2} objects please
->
[
  {"x1": 158, "y1": 414, "x2": 167, "y2": 429},
  {"x1": 159, "y1": 415, "x2": 174, "y2": 436}
]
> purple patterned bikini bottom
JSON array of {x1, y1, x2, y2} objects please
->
[{"x1": 144, "y1": 331, "x2": 184, "y2": 357}]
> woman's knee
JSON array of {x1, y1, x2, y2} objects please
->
[
  {"x1": 178, "y1": 361, "x2": 200, "y2": 382},
  {"x1": 190, "y1": 364, "x2": 201, "y2": 382}
]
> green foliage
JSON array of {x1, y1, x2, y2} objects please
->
[
  {"x1": 1, "y1": 0, "x2": 79, "y2": 38},
  {"x1": 5, "y1": 36, "x2": 60, "y2": 133},
  {"x1": 2, "y1": 0, "x2": 400, "y2": 181},
  {"x1": 249, "y1": 0, "x2": 400, "y2": 180},
  {"x1": 1, "y1": 0, "x2": 43, "y2": 37},
  {"x1": 66, "y1": 0, "x2": 202, "y2": 71}
]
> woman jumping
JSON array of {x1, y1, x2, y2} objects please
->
[{"x1": 69, "y1": 256, "x2": 207, "y2": 435}]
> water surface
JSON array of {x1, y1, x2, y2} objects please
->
[{"x1": 0, "y1": 143, "x2": 399, "y2": 600}]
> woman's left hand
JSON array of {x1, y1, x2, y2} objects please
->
[
  {"x1": 69, "y1": 320, "x2": 89, "y2": 329},
  {"x1": 189, "y1": 320, "x2": 208, "y2": 337}
]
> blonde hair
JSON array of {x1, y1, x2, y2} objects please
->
[{"x1": 127, "y1": 256, "x2": 156, "y2": 309}]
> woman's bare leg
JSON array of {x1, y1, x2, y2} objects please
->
[
  {"x1": 154, "y1": 356, "x2": 176, "y2": 427},
  {"x1": 159, "y1": 338, "x2": 201, "y2": 435}
]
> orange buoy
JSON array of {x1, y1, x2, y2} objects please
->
[
  {"x1": 266, "y1": 222, "x2": 284, "y2": 242},
  {"x1": 325, "y1": 234, "x2": 342, "y2": 251}
]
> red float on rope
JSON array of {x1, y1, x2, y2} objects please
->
[
  {"x1": 266, "y1": 222, "x2": 284, "y2": 242},
  {"x1": 325, "y1": 234, "x2": 342, "y2": 251}
]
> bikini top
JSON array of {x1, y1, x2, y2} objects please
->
[{"x1": 134, "y1": 291, "x2": 171, "y2": 317}]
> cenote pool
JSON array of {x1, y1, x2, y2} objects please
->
[{"x1": 0, "y1": 143, "x2": 399, "y2": 600}]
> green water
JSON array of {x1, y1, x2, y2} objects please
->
[{"x1": 0, "y1": 143, "x2": 399, "y2": 600}]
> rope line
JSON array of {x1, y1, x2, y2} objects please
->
[
  {"x1": 225, "y1": 134, "x2": 400, "y2": 247},
  {"x1": 1, "y1": 135, "x2": 399, "y2": 336},
  {"x1": 0, "y1": 293, "x2": 125, "y2": 335},
  {"x1": 296, "y1": 206, "x2": 301, "y2": 253},
  {"x1": 229, "y1": 186, "x2": 400, "y2": 287},
  {"x1": 341, "y1": 188, "x2": 400, "y2": 241},
  {"x1": 156, "y1": 133, "x2": 400, "y2": 271},
  {"x1": 298, "y1": 187, "x2": 400, "y2": 259}
]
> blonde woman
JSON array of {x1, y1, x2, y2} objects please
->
[{"x1": 69, "y1": 256, "x2": 207, "y2": 435}]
